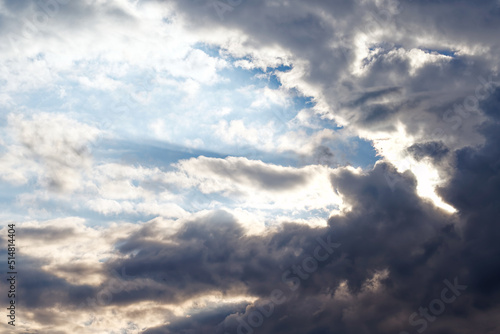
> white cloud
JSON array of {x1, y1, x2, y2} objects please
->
[
  {"x1": 0, "y1": 112, "x2": 100, "y2": 191},
  {"x1": 172, "y1": 156, "x2": 342, "y2": 214}
]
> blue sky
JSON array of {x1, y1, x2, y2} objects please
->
[{"x1": 0, "y1": 33, "x2": 379, "y2": 227}]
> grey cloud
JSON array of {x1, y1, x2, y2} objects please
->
[
  {"x1": 310, "y1": 145, "x2": 337, "y2": 167},
  {"x1": 9, "y1": 119, "x2": 500, "y2": 332},
  {"x1": 349, "y1": 86, "x2": 402, "y2": 108},
  {"x1": 135, "y1": 149, "x2": 496, "y2": 333},
  {"x1": 179, "y1": 156, "x2": 312, "y2": 192},
  {"x1": 5, "y1": 256, "x2": 96, "y2": 310},
  {"x1": 407, "y1": 141, "x2": 450, "y2": 162},
  {"x1": 87, "y1": 112, "x2": 499, "y2": 334},
  {"x1": 166, "y1": 0, "x2": 499, "y2": 155},
  {"x1": 2, "y1": 1, "x2": 500, "y2": 333},
  {"x1": 2, "y1": 0, "x2": 32, "y2": 13},
  {"x1": 8, "y1": 113, "x2": 100, "y2": 192},
  {"x1": 142, "y1": 302, "x2": 248, "y2": 334},
  {"x1": 5, "y1": 113, "x2": 497, "y2": 332},
  {"x1": 95, "y1": 162, "x2": 445, "y2": 333},
  {"x1": 204, "y1": 158, "x2": 310, "y2": 191},
  {"x1": 20, "y1": 226, "x2": 76, "y2": 240}
]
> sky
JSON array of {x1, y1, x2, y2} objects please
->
[{"x1": 0, "y1": 0, "x2": 499, "y2": 333}]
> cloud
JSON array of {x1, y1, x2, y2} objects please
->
[
  {"x1": 165, "y1": 0, "x2": 500, "y2": 210},
  {"x1": 172, "y1": 155, "x2": 342, "y2": 214},
  {"x1": 4, "y1": 113, "x2": 500, "y2": 332},
  {"x1": 0, "y1": 112, "x2": 100, "y2": 191},
  {"x1": 1, "y1": 1, "x2": 499, "y2": 333},
  {"x1": 407, "y1": 141, "x2": 450, "y2": 162},
  {"x1": 109, "y1": 122, "x2": 500, "y2": 333}
]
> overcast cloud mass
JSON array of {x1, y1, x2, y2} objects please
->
[{"x1": 0, "y1": 0, "x2": 499, "y2": 333}]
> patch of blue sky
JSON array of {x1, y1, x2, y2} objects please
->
[
  {"x1": 84, "y1": 69, "x2": 376, "y2": 170},
  {"x1": 8, "y1": 88, "x2": 66, "y2": 113},
  {"x1": 83, "y1": 210, "x2": 171, "y2": 227},
  {"x1": 44, "y1": 202, "x2": 113, "y2": 226},
  {"x1": 291, "y1": 93, "x2": 314, "y2": 110},
  {"x1": 420, "y1": 48, "x2": 457, "y2": 57},
  {"x1": 181, "y1": 189, "x2": 229, "y2": 212},
  {"x1": 284, "y1": 207, "x2": 338, "y2": 221},
  {"x1": 231, "y1": 147, "x2": 299, "y2": 168},
  {"x1": 0, "y1": 192, "x2": 69, "y2": 222},
  {"x1": 7, "y1": 46, "x2": 378, "y2": 180},
  {"x1": 1, "y1": 186, "x2": 180, "y2": 225},
  {"x1": 98, "y1": 139, "x2": 227, "y2": 171},
  {"x1": 332, "y1": 137, "x2": 379, "y2": 168},
  {"x1": 0, "y1": 184, "x2": 32, "y2": 216},
  {"x1": 218, "y1": 68, "x2": 268, "y2": 90},
  {"x1": 12, "y1": 55, "x2": 281, "y2": 154},
  {"x1": 192, "y1": 42, "x2": 222, "y2": 58},
  {"x1": 194, "y1": 42, "x2": 292, "y2": 85}
]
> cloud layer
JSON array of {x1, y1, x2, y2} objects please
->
[{"x1": 0, "y1": 0, "x2": 499, "y2": 333}]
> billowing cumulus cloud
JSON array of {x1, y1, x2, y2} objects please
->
[{"x1": 0, "y1": 0, "x2": 499, "y2": 333}]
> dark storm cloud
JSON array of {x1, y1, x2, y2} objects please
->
[
  {"x1": 167, "y1": 0, "x2": 499, "y2": 148},
  {"x1": 407, "y1": 141, "x2": 450, "y2": 162},
  {"x1": 0, "y1": 223, "x2": 101, "y2": 315},
  {"x1": 92, "y1": 93, "x2": 500, "y2": 334},
  {"x1": 142, "y1": 302, "x2": 248, "y2": 334},
  {"x1": 349, "y1": 86, "x2": 402, "y2": 108},
  {"x1": 0, "y1": 251, "x2": 96, "y2": 310},
  {"x1": 341, "y1": 87, "x2": 403, "y2": 127},
  {"x1": 119, "y1": 123, "x2": 500, "y2": 333},
  {"x1": 7, "y1": 96, "x2": 499, "y2": 333},
  {"x1": 128, "y1": 94, "x2": 498, "y2": 334},
  {"x1": 2, "y1": 1, "x2": 499, "y2": 333},
  {"x1": 359, "y1": 103, "x2": 399, "y2": 125},
  {"x1": 9, "y1": 109, "x2": 500, "y2": 333},
  {"x1": 5, "y1": 108, "x2": 498, "y2": 334},
  {"x1": 95, "y1": 163, "x2": 444, "y2": 333},
  {"x1": 438, "y1": 93, "x2": 500, "y2": 298},
  {"x1": 105, "y1": 211, "x2": 335, "y2": 306}
]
